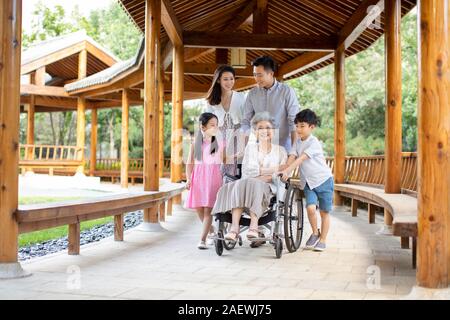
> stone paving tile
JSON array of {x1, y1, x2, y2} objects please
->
[{"x1": 1, "y1": 202, "x2": 418, "y2": 299}]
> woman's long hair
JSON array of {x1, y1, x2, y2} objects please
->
[
  {"x1": 194, "y1": 112, "x2": 219, "y2": 161},
  {"x1": 206, "y1": 65, "x2": 236, "y2": 106}
]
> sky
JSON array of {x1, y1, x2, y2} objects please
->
[{"x1": 22, "y1": 0, "x2": 114, "y2": 32}]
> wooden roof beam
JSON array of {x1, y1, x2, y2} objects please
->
[
  {"x1": 337, "y1": 0, "x2": 384, "y2": 49},
  {"x1": 21, "y1": 84, "x2": 71, "y2": 97},
  {"x1": 21, "y1": 42, "x2": 85, "y2": 75},
  {"x1": 183, "y1": 31, "x2": 337, "y2": 51},
  {"x1": 166, "y1": 62, "x2": 254, "y2": 77},
  {"x1": 161, "y1": 0, "x2": 183, "y2": 47},
  {"x1": 183, "y1": 0, "x2": 256, "y2": 63},
  {"x1": 277, "y1": 0, "x2": 385, "y2": 79},
  {"x1": 253, "y1": 0, "x2": 268, "y2": 33}
]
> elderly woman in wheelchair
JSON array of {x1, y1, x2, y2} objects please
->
[{"x1": 211, "y1": 112, "x2": 288, "y2": 242}]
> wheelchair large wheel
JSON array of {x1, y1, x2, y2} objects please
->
[
  {"x1": 284, "y1": 185, "x2": 304, "y2": 252},
  {"x1": 222, "y1": 222, "x2": 237, "y2": 250},
  {"x1": 215, "y1": 230, "x2": 224, "y2": 256}
]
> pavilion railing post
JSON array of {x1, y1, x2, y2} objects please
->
[
  {"x1": 334, "y1": 44, "x2": 346, "y2": 206},
  {"x1": 0, "y1": 0, "x2": 30, "y2": 279},
  {"x1": 89, "y1": 109, "x2": 97, "y2": 176},
  {"x1": 414, "y1": 0, "x2": 450, "y2": 290},
  {"x1": 141, "y1": 0, "x2": 163, "y2": 231},
  {"x1": 171, "y1": 44, "x2": 184, "y2": 206},
  {"x1": 379, "y1": 0, "x2": 402, "y2": 236},
  {"x1": 121, "y1": 89, "x2": 129, "y2": 189}
]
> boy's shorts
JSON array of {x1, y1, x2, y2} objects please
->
[{"x1": 304, "y1": 177, "x2": 334, "y2": 213}]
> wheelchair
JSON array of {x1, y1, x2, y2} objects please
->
[{"x1": 213, "y1": 175, "x2": 305, "y2": 259}]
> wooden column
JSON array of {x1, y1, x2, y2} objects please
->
[
  {"x1": 158, "y1": 68, "x2": 165, "y2": 178},
  {"x1": 78, "y1": 49, "x2": 87, "y2": 79},
  {"x1": 76, "y1": 49, "x2": 87, "y2": 174},
  {"x1": 143, "y1": 0, "x2": 161, "y2": 223},
  {"x1": 26, "y1": 96, "x2": 35, "y2": 161},
  {"x1": 26, "y1": 67, "x2": 44, "y2": 164},
  {"x1": 89, "y1": 109, "x2": 97, "y2": 176},
  {"x1": 171, "y1": 44, "x2": 184, "y2": 204},
  {"x1": 76, "y1": 98, "x2": 86, "y2": 174},
  {"x1": 121, "y1": 89, "x2": 129, "y2": 189},
  {"x1": 334, "y1": 44, "x2": 346, "y2": 205},
  {"x1": 417, "y1": 0, "x2": 450, "y2": 288},
  {"x1": 0, "y1": 0, "x2": 22, "y2": 265},
  {"x1": 385, "y1": 0, "x2": 402, "y2": 194}
]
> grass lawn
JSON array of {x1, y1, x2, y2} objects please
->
[{"x1": 18, "y1": 196, "x2": 113, "y2": 247}]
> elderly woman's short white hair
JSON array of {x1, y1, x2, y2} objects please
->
[{"x1": 251, "y1": 112, "x2": 276, "y2": 129}]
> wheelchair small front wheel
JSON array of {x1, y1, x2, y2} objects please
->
[
  {"x1": 215, "y1": 231, "x2": 224, "y2": 256},
  {"x1": 274, "y1": 237, "x2": 283, "y2": 259}
]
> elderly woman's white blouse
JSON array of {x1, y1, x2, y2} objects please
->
[{"x1": 241, "y1": 141, "x2": 287, "y2": 193}]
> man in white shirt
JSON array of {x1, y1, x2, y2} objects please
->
[{"x1": 280, "y1": 109, "x2": 334, "y2": 252}]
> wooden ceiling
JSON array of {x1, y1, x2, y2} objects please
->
[{"x1": 118, "y1": 0, "x2": 417, "y2": 94}]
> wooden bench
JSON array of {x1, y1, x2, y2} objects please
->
[
  {"x1": 335, "y1": 183, "x2": 418, "y2": 267},
  {"x1": 19, "y1": 160, "x2": 82, "y2": 175},
  {"x1": 15, "y1": 183, "x2": 185, "y2": 255}
]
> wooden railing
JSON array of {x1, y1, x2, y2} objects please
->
[
  {"x1": 19, "y1": 144, "x2": 83, "y2": 174},
  {"x1": 20, "y1": 144, "x2": 82, "y2": 161},
  {"x1": 326, "y1": 152, "x2": 417, "y2": 193}
]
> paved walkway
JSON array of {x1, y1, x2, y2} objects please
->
[{"x1": 0, "y1": 199, "x2": 417, "y2": 300}]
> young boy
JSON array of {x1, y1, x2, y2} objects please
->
[{"x1": 279, "y1": 109, "x2": 334, "y2": 252}]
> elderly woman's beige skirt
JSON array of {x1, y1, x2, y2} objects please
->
[{"x1": 212, "y1": 177, "x2": 272, "y2": 218}]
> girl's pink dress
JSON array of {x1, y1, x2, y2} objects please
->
[{"x1": 186, "y1": 139, "x2": 223, "y2": 208}]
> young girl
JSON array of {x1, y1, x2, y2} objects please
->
[{"x1": 185, "y1": 112, "x2": 224, "y2": 249}]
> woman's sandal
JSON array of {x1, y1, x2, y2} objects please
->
[
  {"x1": 224, "y1": 230, "x2": 239, "y2": 241},
  {"x1": 247, "y1": 228, "x2": 259, "y2": 239}
]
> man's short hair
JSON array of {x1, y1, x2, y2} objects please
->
[{"x1": 252, "y1": 56, "x2": 277, "y2": 72}]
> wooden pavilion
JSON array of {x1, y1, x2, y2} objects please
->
[
  {"x1": 18, "y1": 30, "x2": 144, "y2": 175},
  {"x1": 1, "y1": 0, "x2": 450, "y2": 292}
]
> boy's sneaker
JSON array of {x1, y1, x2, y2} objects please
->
[
  {"x1": 313, "y1": 242, "x2": 326, "y2": 252},
  {"x1": 305, "y1": 232, "x2": 321, "y2": 250},
  {"x1": 197, "y1": 241, "x2": 207, "y2": 249}
]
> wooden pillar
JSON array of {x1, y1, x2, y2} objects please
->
[
  {"x1": 171, "y1": 44, "x2": 184, "y2": 204},
  {"x1": 76, "y1": 49, "x2": 87, "y2": 174},
  {"x1": 78, "y1": 49, "x2": 87, "y2": 79},
  {"x1": 26, "y1": 96, "x2": 35, "y2": 161},
  {"x1": 76, "y1": 97, "x2": 86, "y2": 174},
  {"x1": 121, "y1": 89, "x2": 129, "y2": 189},
  {"x1": 89, "y1": 109, "x2": 97, "y2": 176},
  {"x1": 159, "y1": 68, "x2": 165, "y2": 178},
  {"x1": 143, "y1": 0, "x2": 161, "y2": 223},
  {"x1": 385, "y1": 0, "x2": 402, "y2": 194},
  {"x1": 0, "y1": 0, "x2": 22, "y2": 265},
  {"x1": 334, "y1": 44, "x2": 346, "y2": 205},
  {"x1": 417, "y1": 0, "x2": 450, "y2": 288}
]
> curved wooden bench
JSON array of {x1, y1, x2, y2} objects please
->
[
  {"x1": 335, "y1": 183, "x2": 417, "y2": 267},
  {"x1": 15, "y1": 182, "x2": 185, "y2": 255}
]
